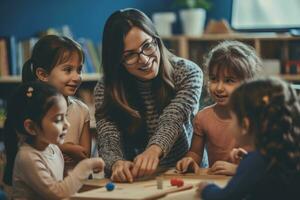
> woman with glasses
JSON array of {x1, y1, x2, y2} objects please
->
[{"x1": 94, "y1": 8, "x2": 203, "y2": 182}]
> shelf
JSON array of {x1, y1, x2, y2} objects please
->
[
  {"x1": 280, "y1": 74, "x2": 300, "y2": 82},
  {"x1": 163, "y1": 33, "x2": 300, "y2": 41},
  {"x1": 0, "y1": 73, "x2": 103, "y2": 83},
  {"x1": 162, "y1": 34, "x2": 300, "y2": 82}
]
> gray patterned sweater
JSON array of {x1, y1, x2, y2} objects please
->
[{"x1": 94, "y1": 57, "x2": 203, "y2": 175}]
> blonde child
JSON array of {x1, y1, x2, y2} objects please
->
[
  {"x1": 197, "y1": 77, "x2": 300, "y2": 199},
  {"x1": 22, "y1": 35, "x2": 91, "y2": 173},
  {"x1": 176, "y1": 41, "x2": 262, "y2": 175},
  {"x1": 3, "y1": 82, "x2": 104, "y2": 199}
]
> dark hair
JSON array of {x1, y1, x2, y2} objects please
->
[
  {"x1": 98, "y1": 8, "x2": 175, "y2": 133},
  {"x1": 204, "y1": 40, "x2": 262, "y2": 81},
  {"x1": 3, "y1": 82, "x2": 63, "y2": 185},
  {"x1": 230, "y1": 77, "x2": 300, "y2": 172},
  {"x1": 22, "y1": 35, "x2": 84, "y2": 82}
]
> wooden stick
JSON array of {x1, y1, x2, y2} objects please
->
[{"x1": 142, "y1": 184, "x2": 193, "y2": 200}]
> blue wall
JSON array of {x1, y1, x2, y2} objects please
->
[{"x1": 0, "y1": 0, "x2": 232, "y2": 43}]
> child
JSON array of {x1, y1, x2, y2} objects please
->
[
  {"x1": 197, "y1": 77, "x2": 300, "y2": 199},
  {"x1": 22, "y1": 35, "x2": 92, "y2": 174},
  {"x1": 176, "y1": 41, "x2": 262, "y2": 175},
  {"x1": 3, "y1": 82, "x2": 105, "y2": 199}
]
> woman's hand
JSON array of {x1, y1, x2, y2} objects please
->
[
  {"x1": 176, "y1": 157, "x2": 200, "y2": 173},
  {"x1": 230, "y1": 148, "x2": 248, "y2": 164},
  {"x1": 209, "y1": 161, "x2": 237, "y2": 176},
  {"x1": 131, "y1": 145, "x2": 162, "y2": 178},
  {"x1": 111, "y1": 160, "x2": 134, "y2": 183}
]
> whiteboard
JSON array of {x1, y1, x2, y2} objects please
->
[{"x1": 231, "y1": 0, "x2": 300, "y2": 30}]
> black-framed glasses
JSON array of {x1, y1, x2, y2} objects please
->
[{"x1": 122, "y1": 39, "x2": 158, "y2": 65}]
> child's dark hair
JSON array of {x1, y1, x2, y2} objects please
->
[
  {"x1": 3, "y1": 82, "x2": 63, "y2": 185},
  {"x1": 230, "y1": 77, "x2": 300, "y2": 171},
  {"x1": 204, "y1": 40, "x2": 262, "y2": 80},
  {"x1": 22, "y1": 35, "x2": 84, "y2": 82}
]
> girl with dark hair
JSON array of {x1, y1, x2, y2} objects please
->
[
  {"x1": 3, "y1": 82, "x2": 104, "y2": 199},
  {"x1": 197, "y1": 77, "x2": 300, "y2": 200},
  {"x1": 177, "y1": 40, "x2": 262, "y2": 175},
  {"x1": 94, "y1": 8, "x2": 203, "y2": 182},
  {"x1": 22, "y1": 35, "x2": 92, "y2": 175}
]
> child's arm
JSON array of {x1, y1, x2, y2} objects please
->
[
  {"x1": 196, "y1": 152, "x2": 266, "y2": 200},
  {"x1": 60, "y1": 121, "x2": 92, "y2": 162},
  {"x1": 209, "y1": 161, "x2": 237, "y2": 176},
  {"x1": 176, "y1": 133, "x2": 205, "y2": 173},
  {"x1": 79, "y1": 121, "x2": 91, "y2": 157},
  {"x1": 15, "y1": 146, "x2": 104, "y2": 199},
  {"x1": 60, "y1": 144, "x2": 88, "y2": 162},
  {"x1": 229, "y1": 148, "x2": 248, "y2": 164}
]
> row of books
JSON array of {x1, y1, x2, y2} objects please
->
[
  {"x1": 0, "y1": 98, "x2": 6, "y2": 129},
  {"x1": 0, "y1": 26, "x2": 102, "y2": 77}
]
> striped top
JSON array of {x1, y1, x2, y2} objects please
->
[{"x1": 94, "y1": 57, "x2": 203, "y2": 175}]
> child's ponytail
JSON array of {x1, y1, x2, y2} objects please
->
[
  {"x1": 3, "y1": 108, "x2": 19, "y2": 185},
  {"x1": 22, "y1": 59, "x2": 37, "y2": 83}
]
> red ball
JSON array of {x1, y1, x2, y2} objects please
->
[
  {"x1": 170, "y1": 178, "x2": 178, "y2": 186},
  {"x1": 176, "y1": 179, "x2": 184, "y2": 187}
]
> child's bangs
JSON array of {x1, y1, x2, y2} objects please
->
[
  {"x1": 209, "y1": 57, "x2": 249, "y2": 80},
  {"x1": 54, "y1": 47, "x2": 84, "y2": 66}
]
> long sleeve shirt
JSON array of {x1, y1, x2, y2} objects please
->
[
  {"x1": 201, "y1": 151, "x2": 300, "y2": 200},
  {"x1": 94, "y1": 57, "x2": 203, "y2": 175},
  {"x1": 12, "y1": 143, "x2": 99, "y2": 200}
]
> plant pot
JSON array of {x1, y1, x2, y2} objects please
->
[
  {"x1": 179, "y1": 8, "x2": 206, "y2": 36},
  {"x1": 152, "y1": 12, "x2": 176, "y2": 36}
]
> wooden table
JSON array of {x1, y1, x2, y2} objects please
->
[{"x1": 71, "y1": 169, "x2": 230, "y2": 200}]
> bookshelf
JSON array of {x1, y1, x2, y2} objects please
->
[{"x1": 162, "y1": 33, "x2": 300, "y2": 82}]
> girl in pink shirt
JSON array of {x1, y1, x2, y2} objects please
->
[
  {"x1": 3, "y1": 82, "x2": 104, "y2": 199},
  {"x1": 176, "y1": 40, "x2": 262, "y2": 175}
]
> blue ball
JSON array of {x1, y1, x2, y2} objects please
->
[{"x1": 106, "y1": 182, "x2": 115, "y2": 191}]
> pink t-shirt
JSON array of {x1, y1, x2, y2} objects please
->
[{"x1": 193, "y1": 104, "x2": 236, "y2": 166}]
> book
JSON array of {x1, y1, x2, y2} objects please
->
[{"x1": 0, "y1": 38, "x2": 9, "y2": 77}]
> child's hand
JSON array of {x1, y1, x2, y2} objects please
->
[
  {"x1": 63, "y1": 154, "x2": 75, "y2": 163},
  {"x1": 90, "y1": 158, "x2": 105, "y2": 173},
  {"x1": 196, "y1": 182, "x2": 210, "y2": 197},
  {"x1": 209, "y1": 161, "x2": 237, "y2": 176},
  {"x1": 230, "y1": 148, "x2": 248, "y2": 164},
  {"x1": 176, "y1": 157, "x2": 200, "y2": 173},
  {"x1": 111, "y1": 160, "x2": 134, "y2": 183},
  {"x1": 73, "y1": 158, "x2": 105, "y2": 180}
]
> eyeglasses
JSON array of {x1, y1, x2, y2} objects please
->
[{"x1": 122, "y1": 39, "x2": 158, "y2": 65}]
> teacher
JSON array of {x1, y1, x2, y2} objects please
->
[{"x1": 94, "y1": 8, "x2": 203, "y2": 182}]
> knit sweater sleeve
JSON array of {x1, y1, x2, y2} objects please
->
[
  {"x1": 148, "y1": 58, "x2": 203, "y2": 157},
  {"x1": 94, "y1": 80, "x2": 124, "y2": 173}
]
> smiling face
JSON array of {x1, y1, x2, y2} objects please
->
[
  {"x1": 44, "y1": 52, "x2": 83, "y2": 97},
  {"x1": 34, "y1": 95, "x2": 70, "y2": 149},
  {"x1": 122, "y1": 27, "x2": 160, "y2": 81},
  {"x1": 208, "y1": 67, "x2": 241, "y2": 107}
]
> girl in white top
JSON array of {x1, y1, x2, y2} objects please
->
[
  {"x1": 3, "y1": 82, "x2": 104, "y2": 199},
  {"x1": 22, "y1": 35, "x2": 92, "y2": 173}
]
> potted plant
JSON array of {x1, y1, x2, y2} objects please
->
[
  {"x1": 173, "y1": 0, "x2": 212, "y2": 36},
  {"x1": 152, "y1": 12, "x2": 176, "y2": 37}
]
